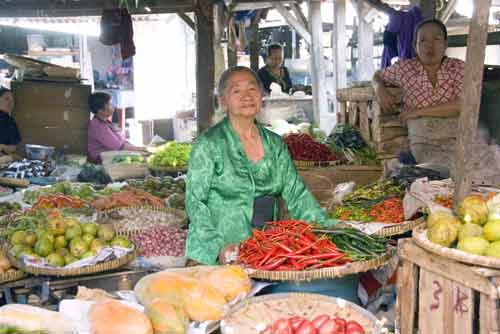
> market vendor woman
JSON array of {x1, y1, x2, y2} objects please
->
[
  {"x1": 87, "y1": 92, "x2": 145, "y2": 164},
  {"x1": 0, "y1": 88, "x2": 21, "y2": 154},
  {"x1": 186, "y1": 66, "x2": 337, "y2": 265},
  {"x1": 373, "y1": 18, "x2": 464, "y2": 168}
]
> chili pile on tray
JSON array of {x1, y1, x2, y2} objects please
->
[
  {"x1": 238, "y1": 220, "x2": 349, "y2": 271},
  {"x1": 284, "y1": 133, "x2": 338, "y2": 162}
]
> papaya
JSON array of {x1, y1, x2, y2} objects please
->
[
  {"x1": 182, "y1": 281, "x2": 226, "y2": 322},
  {"x1": 199, "y1": 265, "x2": 251, "y2": 302},
  {"x1": 147, "y1": 299, "x2": 189, "y2": 334}
]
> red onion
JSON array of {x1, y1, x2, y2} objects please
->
[{"x1": 131, "y1": 225, "x2": 187, "y2": 257}]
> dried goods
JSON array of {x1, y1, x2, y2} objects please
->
[{"x1": 92, "y1": 188, "x2": 165, "y2": 211}]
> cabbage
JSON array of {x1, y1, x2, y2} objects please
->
[
  {"x1": 427, "y1": 210, "x2": 459, "y2": 229},
  {"x1": 457, "y1": 195, "x2": 488, "y2": 226}
]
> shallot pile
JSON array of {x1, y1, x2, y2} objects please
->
[{"x1": 131, "y1": 225, "x2": 187, "y2": 257}]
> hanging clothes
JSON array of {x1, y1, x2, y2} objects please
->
[
  {"x1": 381, "y1": 6, "x2": 423, "y2": 68},
  {"x1": 100, "y1": 8, "x2": 136, "y2": 60}
]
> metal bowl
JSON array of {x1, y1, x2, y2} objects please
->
[{"x1": 25, "y1": 144, "x2": 56, "y2": 160}]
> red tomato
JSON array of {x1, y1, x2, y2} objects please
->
[
  {"x1": 290, "y1": 316, "x2": 306, "y2": 330},
  {"x1": 333, "y1": 318, "x2": 346, "y2": 334},
  {"x1": 273, "y1": 319, "x2": 293, "y2": 334},
  {"x1": 296, "y1": 320, "x2": 318, "y2": 334},
  {"x1": 345, "y1": 321, "x2": 365, "y2": 334},
  {"x1": 261, "y1": 325, "x2": 274, "y2": 334},
  {"x1": 312, "y1": 315, "x2": 330, "y2": 330},
  {"x1": 318, "y1": 319, "x2": 337, "y2": 334}
]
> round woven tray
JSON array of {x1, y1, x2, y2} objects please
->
[
  {"x1": 413, "y1": 225, "x2": 500, "y2": 269},
  {"x1": 294, "y1": 160, "x2": 342, "y2": 170},
  {"x1": 222, "y1": 293, "x2": 382, "y2": 334},
  {"x1": 7, "y1": 250, "x2": 136, "y2": 277},
  {"x1": 246, "y1": 247, "x2": 395, "y2": 282},
  {"x1": 374, "y1": 218, "x2": 426, "y2": 237},
  {"x1": 0, "y1": 269, "x2": 25, "y2": 284}
]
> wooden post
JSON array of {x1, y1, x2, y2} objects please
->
[
  {"x1": 354, "y1": 0, "x2": 374, "y2": 81},
  {"x1": 454, "y1": 0, "x2": 491, "y2": 206},
  {"x1": 195, "y1": 0, "x2": 216, "y2": 133},
  {"x1": 249, "y1": 10, "x2": 263, "y2": 72},
  {"x1": 227, "y1": 15, "x2": 238, "y2": 68},
  {"x1": 332, "y1": 0, "x2": 347, "y2": 116},
  {"x1": 309, "y1": 0, "x2": 328, "y2": 125}
]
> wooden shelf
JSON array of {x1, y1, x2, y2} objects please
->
[{"x1": 28, "y1": 50, "x2": 79, "y2": 57}]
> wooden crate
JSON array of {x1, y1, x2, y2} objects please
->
[
  {"x1": 397, "y1": 239, "x2": 500, "y2": 334},
  {"x1": 336, "y1": 87, "x2": 409, "y2": 156}
]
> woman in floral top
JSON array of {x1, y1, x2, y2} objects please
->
[
  {"x1": 373, "y1": 18, "x2": 464, "y2": 123},
  {"x1": 185, "y1": 66, "x2": 336, "y2": 265}
]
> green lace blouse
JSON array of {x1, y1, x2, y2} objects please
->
[{"x1": 185, "y1": 117, "x2": 337, "y2": 264}]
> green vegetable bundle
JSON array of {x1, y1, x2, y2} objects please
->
[{"x1": 148, "y1": 142, "x2": 192, "y2": 168}]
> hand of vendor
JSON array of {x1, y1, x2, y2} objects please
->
[{"x1": 219, "y1": 244, "x2": 239, "y2": 264}]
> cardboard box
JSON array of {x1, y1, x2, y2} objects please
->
[
  {"x1": 12, "y1": 81, "x2": 91, "y2": 108},
  {"x1": 18, "y1": 126, "x2": 88, "y2": 154},
  {"x1": 14, "y1": 107, "x2": 90, "y2": 128}
]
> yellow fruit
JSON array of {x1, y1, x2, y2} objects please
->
[
  {"x1": 427, "y1": 211, "x2": 460, "y2": 229},
  {"x1": 483, "y1": 221, "x2": 500, "y2": 242},
  {"x1": 427, "y1": 221, "x2": 458, "y2": 247},
  {"x1": 458, "y1": 223, "x2": 483, "y2": 241},
  {"x1": 457, "y1": 237, "x2": 489, "y2": 255},
  {"x1": 485, "y1": 241, "x2": 500, "y2": 258},
  {"x1": 457, "y1": 195, "x2": 488, "y2": 225}
]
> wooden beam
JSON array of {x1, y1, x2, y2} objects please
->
[
  {"x1": 448, "y1": 31, "x2": 500, "y2": 48},
  {"x1": 309, "y1": 0, "x2": 328, "y2": 125},
  {"x1": 178, "y1": 11, "x2": 195, "y2": 31},
  {"x1": 354, "y1": 0, "x2": 375, "y2": 81},
  {"x1": 249, "y1": 10, "x2": 264, "y2": 72},
  {"x1": 195, "y1": 0, "x2": 216, "y2": 133},
  {"x1": 454, "y1": 0, "x2": 492, "y2": 206},
  {"x1": 291, "y1": 3, "x2": 309, "y2": 30},
  {"x1": 361, "y1": 0, "x2": 394, "y2": 15},
  {"x1": 275, "y1": 3, "x2": 312, "y2": 46},
  {"x1": 333, "y1": 0, "x2": 348, "y2": 90},
  {"x1": 0, "y1": 0, "x2": 194, "y2": 17},
  {"x1": 440, "y1": 0, "x2": 459, "y2": 24},
  {"x1": 231, "y1": 1, "x2": 294, "y2": 11}
]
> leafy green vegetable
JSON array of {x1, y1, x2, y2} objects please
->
[{"x1": 148, "y1": 142, "x2": 192, "y2": 168}]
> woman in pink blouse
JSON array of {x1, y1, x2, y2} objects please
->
[
  {"x1": 372, "y1": 18, "x2": 465, "y2": 168},
  {"x1": 87, "y1": 93, "x2": 145, "y2": 163}
]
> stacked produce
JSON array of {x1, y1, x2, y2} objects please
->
[
  {"x1": 77, "y1": 163, "x2": 112, "y2": 184},
  {"x1": 125, "y1": 176, "x2": 185, "y2": 210},
  {"x1": 261, "y1": 315, "x2": 365, "y2": 334},
  {"x1": 131, "y1": 225, "x2": 187, "y2": 257},
  {"x1": 30, "y1": 194, "x2": 91, "y2": 216},
  {"x1": 134, "y1": 266, "x2": 252, "y2": 329},
  {"x1": 330, "y1": 180, "x2": 405, "y2": 224},
  {"x1": 238, "y1": 220, "x2": 387, "y2": 270},
  {"x1": 92, "y1": 188, "x2": 165, "y2": 211},
  {"x1": 148, "y1": 142, "x2": 192, "y2": 169},
  {"x1": 6, "y1": 208, "x2": 133, "y2": 268},
  {"x1": 284, "y1": 134, "x2": 338, "y2": 162},
  {"x1": 426, "y1": 194, "x2": 500, "y2": 258},
  {"x1": 112, "y1": 154, "x2": 146, "y2": 164},
  {"x1": 24, "y1": 181, "x2": 116, "y2": 204},
  {"x1": 0, "y1": 250, "x2": 17, "y2": 276},
  {"x1": 328, "y1": 124, "x2": 379, "y2": 166},
  {"x1": 0, "y1": 202, "x2": 21, "y2": 217}
]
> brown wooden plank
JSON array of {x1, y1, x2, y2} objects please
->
[
  {"x1": 338, "y1": 102, "x2": 347, "y2": 124},
  {"x1": 336, "y1": 87, "x2": 402, "y2": 102},
  {"x1": 454, "y1": 0, "x2": 492, "y2": 206},
  {"x1": 419, "y1": 269, "x2": 446, "y2": 334},
  {"x1": 480, "y1": 294, "x2": 500, "y2": 334},
  {"x1": 450, "y1": 281, "x2": 474, "y2": 334},
  {"x1": 359, "y1": 102, "x2": 371, "y2": 143},
  {"x1": 195, "y1": 0, "x2": 216, "y2": 133},
  {"x1": 348, "y1": 102, "x2": 359, "y2": 126},
  {"x1": 374, "y1": 136, "x2": 409, "y2": 155},
  {"x1": 398, "y1": 239, "x2": 498, "y2": 297},
  {"x1": 372, "y1": 126, "x2": 408, "y2": 142},
  {"x1": 397, "y1": 257, "x2": 418, "y2": 334}
]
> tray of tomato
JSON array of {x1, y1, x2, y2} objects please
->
[{"x1": 221, "y1": 293, "x2": 381, "y2": 334}]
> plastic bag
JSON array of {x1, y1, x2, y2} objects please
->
[
  {"x1": 147, "y1": 299, "x2": 189, "y2": 334},
  {"x1": 332, "y1": 182, "x2": 356, "y2": 206},
  {"x1": 89, "y1": 300, "x2": 153, "y2": 334},
  {"x1": 0, "y1": 304, "x2": 75, "y2": 334},
  {"x1": 198, "y1": 265, "x2": 252, "y2": 302}
]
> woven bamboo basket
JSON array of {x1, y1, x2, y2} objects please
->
[
  {"x1": 413, "y1": 225, "x2": 500, "y2": 269},
  {"x1": 294, "y1": 160, "x2": 342, "y2": 170},
  {"x1": 222, "y1": 293, "x2": 382, "y2": 334},
  {"x1": 374, "y1": 217, "x2": 426, "y2": 237},
  {"x1": 0, "y1": 269, "x2": 25, "y2": 284},
  {"x1": 7, "y1": 250, "x2": 136, "y2": 277},
  {"x1": 247, "y1": 247, "x2": 395, "y2": 282}
]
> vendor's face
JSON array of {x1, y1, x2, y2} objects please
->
[
  {"x1": 268, "y1": 48, "x2": 283, "y2": 68},
  {"x1": 98, "y1": 100, "x2": 114, "y2": 119},
  {"x1": 0, "y1": 92, "x2": 14, "y2": 114},
  {"x1": 221, "y1": 71, "x2": 262, "y2": 119},
  {"x1": 415, "y1": 24, "x2": 447, "y2": 66}
]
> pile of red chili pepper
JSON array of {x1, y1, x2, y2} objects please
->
[
  {"x1": 284, "y1": 133, "x2": 338, "y2": 162},
  {"x1": 238, "y1": 220, "x2": 350, "y2": 271},
  {"x1": 31, "y1": 195, "x2": 89, "y2": 211},
  {"x1": 369, "y1": 198, "x2": 404, "y2": 223}
]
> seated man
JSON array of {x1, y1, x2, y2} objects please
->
[{"x1": 257, "y1": 44, "x2": 293, "y2": 94}]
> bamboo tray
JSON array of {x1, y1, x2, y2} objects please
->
[
  {"x1": 7, "y1": 250, "x2": 136, "y2": 277},
  {"x1": 222, "y1": 293, "x2": 382, "y2": 334},
  {"x1": 246, "y1": 247, "x2": 395, "y2": 282},
  {"x1": 413, "y1": 225, "x2": 500, "y2": 269},
  {"x1": 373, "y1": 218, "x2": 426, "y2": 237},
  {"x1": 293, "y1": 160, "x2": 342, "y2": 170},
  {"x1": 0, "y1": 269, "x2": 25, "y2": 284}
]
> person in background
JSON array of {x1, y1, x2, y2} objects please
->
[
  {"x1": 87, "y1": 92, "x2": 145, "y2": 164},
  {"x1": 257, "y1": 44, "x2": 293, "y2": 94},
  {"x1": 0, "y1": 88, "x2": 21, "y2": 154}
]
